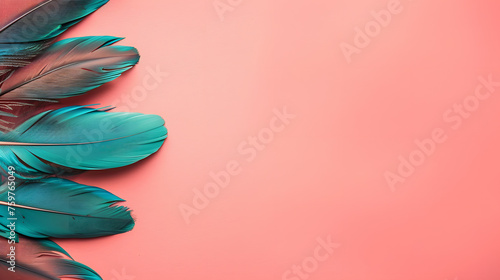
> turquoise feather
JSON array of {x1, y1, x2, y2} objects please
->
[
  {"x1": 0, "y1": 178, "x2": 134, "y2": 239},
  {"x1": 0, "y1": 0, "x2": 109, "y2": 78},
  {"x1": 0, "y1": 105, "x2": 167, "y2": 179},
  {"x1": 0, "y1": 236, "x2": 102, "y2": 280},
  {"x1": 0, "y1": 0, "x2": 109, "y2": 43}
]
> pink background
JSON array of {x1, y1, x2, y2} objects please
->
[{"x1": 52, "y1": 0, "x2": 500, "y2": 279}]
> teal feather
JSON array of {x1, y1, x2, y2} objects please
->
[
  {"x1": 0, "y1": 105, "x2": 167, "y2": 179},
  {"x1": 0, "y1": 0, "x2": 109, "y2": 78},
  {"x1": 0, "y1": 178, "x2": 134, "y2": 239},
  {"x1": 0, "y1": 0, "x2": 109, "y2": 43},
  {"x1": 0, "y1": 236, "x2": 102, "y2": 280}
]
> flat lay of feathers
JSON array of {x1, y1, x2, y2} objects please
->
[{"x1": 0, "y1": 1, "x2": 167, "y2": 279}]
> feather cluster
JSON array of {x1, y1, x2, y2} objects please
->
[{"x1": 0, "y1": 1, "x2": 167, "y2": 279}]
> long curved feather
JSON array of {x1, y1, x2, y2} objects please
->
[
  {"x1": 0, "y1": 0, "x2": 109, "y2": 79},
  {"x1": 0, "y1": 36, "x2": 140, "y2": 102},
  {"x1": 0, "y1": 236, "x2": 102, "y2": 280},
  {"x1": 0, "y1": 178, "x2": 134, "y2": 239},
  {"x1": 0, "y1": 105, "x2": 167, "y2": 179}
]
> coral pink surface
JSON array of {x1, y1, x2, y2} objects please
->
[{"x1": 55, "y1": 1, "x2": 500, "y2": 279}]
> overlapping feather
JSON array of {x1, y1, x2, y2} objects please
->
[
  {"x1": 0, "y1": 106, "x2": 167, "y2": 179},
  {"x1": 0, "y1": 237, "x2": 102, "y2": 280},
  {"x1": 0, "y1": 0, "x2": 109, "y2": 79},
  {"x1": 0, "y1": 178, "x2": 135, "y2": 239},
  {"x1": 0, "y1": 36, "x2": 140, "y2": 102}
]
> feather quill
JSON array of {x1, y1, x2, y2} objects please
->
[
  {"x1": 0, "y1": 236, "x2": 102, "y2": 280},
  {"x1": 0, "y1": 105, "x2": 167, "y2": 179},
  {"x1": 0, "y1": 178, "x2": 134, "y2": 239}
]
